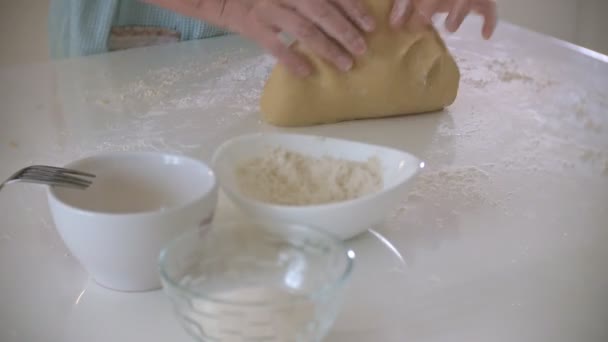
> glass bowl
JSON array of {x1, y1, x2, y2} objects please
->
[{"x1": 159, "y1": 220, "x2": 355, "y2": 341}]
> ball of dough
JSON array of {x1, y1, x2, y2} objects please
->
[{"x1": 260, "y1": 0, "x2": 460, "y2": 127}]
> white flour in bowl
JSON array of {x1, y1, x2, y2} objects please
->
[{"x1": 236, "y1": 148, "x2": 383, "y2": 206}]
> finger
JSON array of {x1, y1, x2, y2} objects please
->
[
  {"x1": 244, "y1": 23, "x2": 312, "y2": 77},
  {"x1": 290, "y1": 0, "x2": 367, "y2": 57},
  {"x1": 409, "y1": 0, "x2": 442, "y2": 31},
  {"x1": 401, "y1": 3, "x2": 415, "y2": 28},
  {"x1": 332, "y1": 0, "x2": 375, "y2": 32},
  {"x1": 256, "y1": 3, "x2": 354, "y2": 71},
  {"x1": 472, "y1": 0, "x2": 497, "y2": 39},
  {"x1": 390, "y1": 0, "x2": 409, "y2": 28},
  {"x1": 480, "y1": 0, "x2": 498, "y2": 39},
  {"x1": 445, "y1": 0, "x2": 470, "y2": 32},
  {"x1": 265, "y1": 32, "x2": 313, "y2": 77}
]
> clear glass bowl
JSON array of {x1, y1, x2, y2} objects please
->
[{"x1": 159, "y1": 221, "x2": 355, "y2": 342}]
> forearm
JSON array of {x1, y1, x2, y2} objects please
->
[{"x1": 141, "y1": 0, "x2": 232, "y2": 28}]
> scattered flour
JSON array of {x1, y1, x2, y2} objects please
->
[
  {"x1": 572, "y1": 98, "x2": 605, "y2": 134},
  {"x1": 404, "y1": 166, "x2": 494, "y2": 209},
  {"x1": 462, "y1": 78, "x2": 490, "y2": 89},
  {"x1": 75, "y1": 53, "x2": 275, "y2": 156},
  {"x1": 77, "y1": 42, "x2": 606, "y2": 185},
  {"x1": 579, "y1": 148, "x2": 608, "y2": 176},
  {"x1": 388, "y1": 165, "x2": 501, "y2": 233},
  {"x1": 458, "y1": 56, "x2": 554, "y2": 91},
  {"x1": 498, "y1": 70, "x2": 534, "y2": 83},
  {"x1": 91, "y1": 53, "x2": 274, "y2": 114},
  {"x1": 236, "y1": 148, "x2": 383, "y2": 206}
]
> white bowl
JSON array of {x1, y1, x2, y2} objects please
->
[
  {"x1": 48, "y1": 152, "x2": 218, "y2": 292},
  {"x1": 212, "y1": 133, "x2": 423, "y2": 240}
]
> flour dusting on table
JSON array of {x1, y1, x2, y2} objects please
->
[
  {"x1": 92, "y1": 54, "x2": 273, "y2": 113},
  {"x1": 73, "y1": 52, "x2": 274, "y2": 156}
]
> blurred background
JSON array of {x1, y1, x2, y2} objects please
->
[{"x1": 0, "y1": 0, "x2": 606, "y2": 68}]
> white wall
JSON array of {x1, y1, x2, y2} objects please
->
[
  {"x1": 574, "y1": 0, "x2": 608, "y2": 54},
  {"x1": 0, "y1": 0, "x2": 606, "y2": 68},
  {"x1": 0, "y1": 0, "x2": 50, "y2": 67},
  {"x1": 499, "y1": 0, "x2": 579, "y2": 42},
  {"x1": 499, "y1": 0, "x2": 608, "y2": 53}
]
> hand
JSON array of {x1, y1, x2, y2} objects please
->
[
  {"x1": 390, "y1": 0, "x2": 498, "y2": 39},
  {"x1": 221, "y1": 0, "x2": 376, "y2": 76}
]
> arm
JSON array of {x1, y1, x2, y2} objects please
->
[
  {"x1": 141, "y1": 0, "x2": 230, "y2": 27},
  {"x1": 141, "y1": 0, "x2": 373, "y2": 76}
]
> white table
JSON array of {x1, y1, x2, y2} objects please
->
[{"x1": 1, "y1": 19, "x2": 607, "y2": 342}]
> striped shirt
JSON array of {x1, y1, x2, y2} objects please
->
[{"x1": 49, "y1": 0, "x2": 230, "y2": 58}]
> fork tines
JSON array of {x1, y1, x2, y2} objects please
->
[
  {"x1": 21, "y1": 166, "x2": 95, "y2": 188},
  {"x1": 29, "y1": 165, "x2": 96, "y2": 178}
]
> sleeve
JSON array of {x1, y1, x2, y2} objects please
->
[{"x1": 48, "y1": 0, "x2": 119, "y2": 58}]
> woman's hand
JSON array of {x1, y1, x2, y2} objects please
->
[
  {"x1": 145, "y1": 0, "x2": 375, "y2": 76},
  {"x1": 222, "y1": 0, "x2": 376, "y2": 76},
  {"x1": 390, "y1": 0, "x2": 498, "y2": 39}
]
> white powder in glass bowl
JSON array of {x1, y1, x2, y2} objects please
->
[{"x1": 235, "y1": 148, "x2": 383, "y2": 206}]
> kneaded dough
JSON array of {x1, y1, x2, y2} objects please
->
[{"x1": 260, "y1": 0, "x2": 460, "y2": 127}]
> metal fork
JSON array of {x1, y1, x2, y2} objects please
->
[{"x1": 0, "y1": 165, "x2": 96, "y2": 192}]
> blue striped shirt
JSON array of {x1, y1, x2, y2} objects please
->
[{"x1": 49, "y1": 0, "x2": 230, "y2": 58}]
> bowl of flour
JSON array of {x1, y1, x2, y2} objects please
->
[{"x1": 212, "y1": 133, "x2": 423, "y2": 239}]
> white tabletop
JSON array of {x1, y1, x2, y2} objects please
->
[{"x1": 1, "y1": 18, "x2": 607, "y2": 342}]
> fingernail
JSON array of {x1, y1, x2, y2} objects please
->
[
  {"x1": 354, "y1": 38, "x2": 367, "y2": 55},
  {"x1": 390, "y1": 12, "x2": 400, "y2": 26},
  {"x1": 390, "y1": 0, "x2": 408, "y2": 26},
  {"x1": 362, "y1": 16, "x2": 375, "y2": 32},
  {"x1": 445, "y1": 18, "x2": 457, "y2": 32},
  {"x1": 338, "y1": 56, "x2": 353, "y2": 71},
  {"x1": 296, "y1": 65, "x2": 311, "y2": 77}
]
